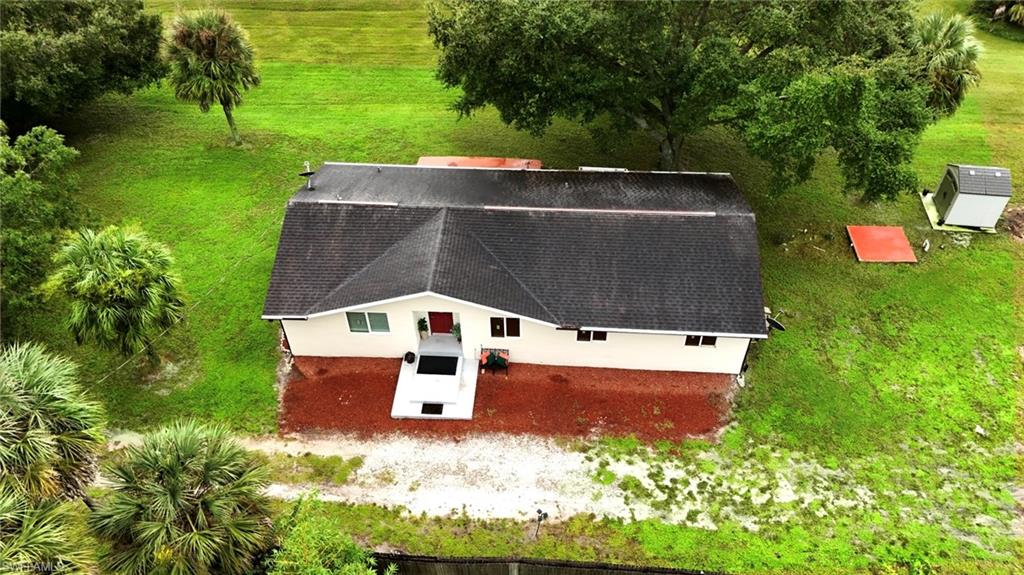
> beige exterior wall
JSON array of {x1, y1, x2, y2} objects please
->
[{"x1": 281, "y1": 294, "x2": 752, "y2": 374}]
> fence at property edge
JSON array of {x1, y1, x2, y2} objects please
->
[{"x1": 372, "y1": 553, "x2": 726, "y2": 575}]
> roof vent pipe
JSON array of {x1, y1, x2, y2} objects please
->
[{"x1": 299, "y1": 161, "x2": 315, "y2": 191}]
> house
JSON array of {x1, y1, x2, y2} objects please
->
[{"x1": 263, "y1": 163, "x2": 767, "y2": 419}]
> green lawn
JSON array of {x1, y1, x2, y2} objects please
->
[{"x1": 16, "y1": 0, "x2": 1022, "y2": 572}]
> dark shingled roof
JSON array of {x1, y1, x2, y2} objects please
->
[
  {"x1": 264, "y1": 164, "x2": 768, "y2": 337},
  {"x1": 948, "y1": 164, "x2": 1012, "y2": 197}
]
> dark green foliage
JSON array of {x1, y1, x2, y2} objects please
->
[
  {"x1": 0, "y1": 0, "x2": 165, "y2": 129},
  {"x1": 167, "y1": 9, "x2": 261, "y2": 145},
  {"x1": 913, "y1": 14, "x2": 982, "y2": 115},
  {"x1": 0, "y1": 343, "x2": 104, "y2": 574},
  {"x1": 89, "y1": 420, "x2": 273, "y2": 575},
  {"x1": 427, "y1": 0, "x2": 972, "y2": 200},
  {"x1": 0, "y1": 342, "x2": 105, "y2": 500},
  {"x1": 267, "y1": 496, "x2": 391, "y2": 575},
  {"x1": 46, "y1": 225, "x2": 186, "y2": 361},
  {"x1": 973, "y1": 0, "x2": 1024, "y2": 26},
  {"x1": 0, "y1": 125, "x2": 80, "y2": 335},
  {"x1": 0, "y1": 484, "x2": 91, "y2": 574}
]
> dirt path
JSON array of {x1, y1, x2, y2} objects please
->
[
  {"x1": 240, "y1": 433, "x2": 639, "y2": 522},
  {"x1": 106, "y1": 430, "x2": 1018, "y2": 553},
  {"x1": 109, "y1": 430, "x2": 642, "y2": 521}
]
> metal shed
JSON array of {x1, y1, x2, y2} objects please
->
[{"x1": 932, "y1": 164, "x2": 1012, "y2": 228}]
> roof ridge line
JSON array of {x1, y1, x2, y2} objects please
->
[
  {"x1": 463, "y1": 228, "x2": 561, "y2": 326},
  {"x1": 424, "y1": 208, "x2": 448, "y2": 291},
  {"x1": 305, "y1": 208, "x2": 446, "y2": 315}
]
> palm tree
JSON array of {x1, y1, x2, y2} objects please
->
[
  {"x1": 0, "y1": 343, "x2": 103, "y2": 574},
  {"x1": 167, "y1": 9, "x2": 261, "y2": 145},
  {"x1": 0, "y1": 343, "x2": 105, "y2": 502},
  {"x1": 0, "y1": 484, "x2": 91, "y2": 574},
  {"x1": 46, "y1": 226, "x2": 185, "y2": 363},
  {"x1": 913, "y1": 14, "x2": 982, "y2": 116},
  {"x1": 89, "y1": 420, "x2": 272, "y2": 575},
  {"x1": 1010, "y1": 2, "x2": 1024, "y2": 25}
]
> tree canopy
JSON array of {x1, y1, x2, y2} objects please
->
[
  {"x1": 0, "y1": 124, "x2": 80, "y2": 334},
  {"x1": 89, "y1": 420, "x2": 272, "y2": 575},
  {"x1": 428, "y1": 0, "x2": 976, "y2": 200},
  {"x1": 913, "y1": 14, "x2": 982, "y2": 115},
  {"x1": 167, "y1": 9, "x2": 261, "y2": 145},
  {"x1": 0, "y1": 0, "x2": 165, "y2": 129},
  {"x1": 46, "y1": 225, "x2": 186, "y2": 361}
]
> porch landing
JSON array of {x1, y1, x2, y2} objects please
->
[
  {"x1": 282, "y1": 357, "x2": 734, "y2": 441},
  {"x1": 391, "y1": 335, "x2": 477, "y2": 420}
]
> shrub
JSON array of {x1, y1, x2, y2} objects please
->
[{"x1": 268, "y1": 496, "x2": 393, "y2": 575}]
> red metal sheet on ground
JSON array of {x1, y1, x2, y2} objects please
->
[
  {"x1": 847, "y1": 225, "x2": 917, "y2": 263},
  {"x1": 417, "y1": 156, "x2": 543, "y2": 169}
]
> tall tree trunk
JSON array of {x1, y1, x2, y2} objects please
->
[
  {"x1": 222, "y1": 102, "x2": 241, "y2": 145},
  {"x1": 658, "y1": 135, "x2": 677, "y2": 171}
]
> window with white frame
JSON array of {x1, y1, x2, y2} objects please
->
[
  {"x1": 346, "y1": 311, "x2": 390, "y2": 333},
  {"x1": 684, "y1": 335, "x2": 717, "y2": 347},
  {"x1": 489, "y1": 317, "x2": 521, "y2": 338}
]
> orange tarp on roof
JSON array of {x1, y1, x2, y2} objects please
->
[
  {"x1": 417, "y1": 156, "x2": 543, "y2": 169},
  {"x1": 847, "y1": 225, "x2": 917, "y2": 263}
]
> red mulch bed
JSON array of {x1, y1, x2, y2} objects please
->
[{"x1": 280, "y1": 356, "x2": 734, "y2": 442}]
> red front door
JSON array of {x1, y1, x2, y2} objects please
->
[{"x1": 428, "y1": 312, "x2": 454, "y2": 334}]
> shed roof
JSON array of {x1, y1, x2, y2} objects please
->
[
  {"x1": 264, "y1": 164, "x2": 768, "y2": 337},
  {"x1": 949, "y1": 164, "x2": 1012, "y2": 197}
]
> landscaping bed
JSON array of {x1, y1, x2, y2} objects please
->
[{"x1": 281, "y1": 356, "x2": 732, "y2": 441}]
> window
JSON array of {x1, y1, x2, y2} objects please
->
[
  {"x1": 489, "y1": 317, "x2": 520, "y2": 338},
  {"x1": 577, "y1": 330, "x2": 607, "y2": 342},
  {"x1": 368, "y1": 312, "x2": 390, "y2": 332},
  {"x1": 685, "y1": 335, "x2": 716, "y2": 347},
  {"x1": 506, "y1": 318, "x2": 520, "y2": 337},
  {"x1": 346, "y1": 311, "x2": 389, "y2": 333}
]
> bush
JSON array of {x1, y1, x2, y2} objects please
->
[
  {"x1": 268, "y1": 496, "x2": 393, "y2": 575},
  {"x1": 0, "y1": 124, "x2": 80, "y2": 336}
]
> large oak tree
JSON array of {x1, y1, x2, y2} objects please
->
[
  {"x1": 0, "y1": 0, "x2": 165, "y2": 130},
  {"x1": 428, "y1": 0, "x2": 975, "y2": 200}
]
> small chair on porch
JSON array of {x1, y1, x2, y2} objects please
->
[{"x1": 479, "y1": 348, "x2": 510, "y2": 378}]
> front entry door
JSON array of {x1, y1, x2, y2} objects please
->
[{"x1": 428, "y1": 312, "x2": 454, "y2": 334}]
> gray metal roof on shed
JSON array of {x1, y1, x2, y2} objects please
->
[
  {"x1": 264, "y1": 163, "x2": 768, "y2": 337},
  {"x1": 949, "y1": 164, "x2": 1013, "y2": 197}
]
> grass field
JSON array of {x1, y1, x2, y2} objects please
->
[{"x1": 14, "y1": 0, "x2": 1022, "y2": 572}]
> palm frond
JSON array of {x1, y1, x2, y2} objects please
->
[
  {"x1": 89, "y1": 420, "x2": 272, "y2": 575},
  {"x1": 0, "y1": 343, "x2": 105, "y2": 502},
  {"x1": 47, "y1": 226, "x2": 186, "y2": 359},
  {"x1": 913, "y1": 13, "x2": 982, "y2": 115}
]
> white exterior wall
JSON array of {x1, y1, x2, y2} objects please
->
[
  {"x1": 945, "y1": 193, "x2": 1010, "y2": 228},
  {"x1": 281, "y1": 294, "x2": 752, "y2": 375}
]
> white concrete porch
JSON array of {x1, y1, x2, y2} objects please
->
[{"x1": 390, "y1": 334, "x2": 478, "y2": 420}]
